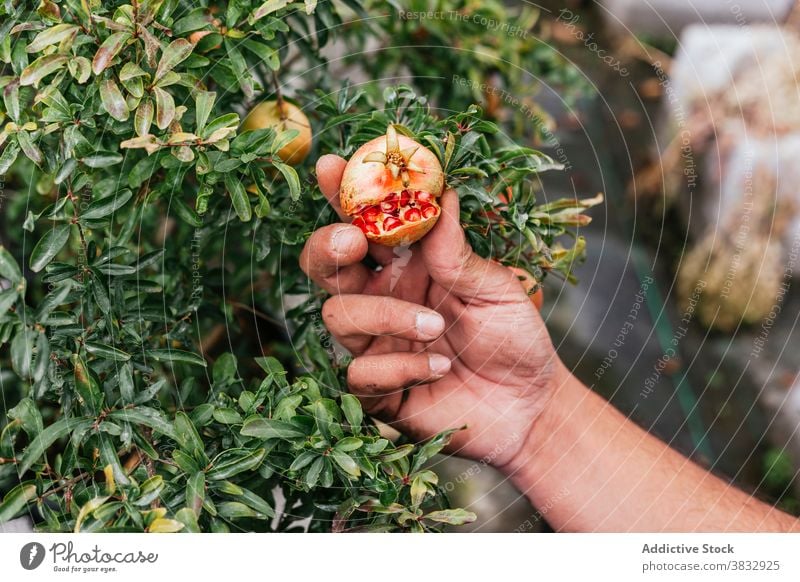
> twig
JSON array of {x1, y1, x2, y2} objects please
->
[
  {"x1": 272, "y1": 70, "x2": 286, "y2": 119},
  {"x1": 39, "y1": 472, "x2": 91, "y2": 501},
  {"x1": 228, "y1": 300, "x2": 283, "y2": 327}
]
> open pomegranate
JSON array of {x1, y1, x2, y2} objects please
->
[{"x1": 340, "y1": 125, "x2": 444, "y2": 246}]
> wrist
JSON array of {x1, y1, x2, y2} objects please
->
[{"x1": 497, "y1": 359, "x2": 586, "y2": 485}]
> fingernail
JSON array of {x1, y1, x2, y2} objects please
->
[
  {"x1": 428, "y1": 353, "x2": 451, "y2": 377},
  {"x1": 332, "y1": 227, "x2": 361, "y2": 255},
  {"x1": 416, "y1": 311, "x2": 445, "y2": 339}
]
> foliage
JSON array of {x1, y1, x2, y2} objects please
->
[{"x1": 0, "y1": 0, "x2": 595, "y2": 532}]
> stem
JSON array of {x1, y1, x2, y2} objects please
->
[
  {"x1": 272, "y1": 70, "x2": 286, "y2": 120},
  {"x1": 39, "y1": 472, "x2": 90, "y2": 500},
  {"x1": 0, "y1": 457, "x2": 18, "y2": 464}
]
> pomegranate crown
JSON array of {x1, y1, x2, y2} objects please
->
[{"x1": 361, "y1": 125, "x2": 426, "y2": 188}]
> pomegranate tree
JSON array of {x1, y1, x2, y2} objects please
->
[{"x1": 340, "y1": 125, "x2": 445, "y2": 246}]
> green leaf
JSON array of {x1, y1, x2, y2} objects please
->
[
  {"x1": 74, "y1": 496, "x2": 110, "y2": 532},
  {"x1": 422, "y1": 508, "x2": 477, "y2": 526},
  {"x1": 72, "y1": 354, "x2": 103, "y2": 412},
  {"x1": 84, "y1": 341, "x2": 131, "y2": 362},
  {"x1": 134, "y1": 100, "x2": 154, "y2": 136},
  {"x1": 305, "y1": 456, "x2": 325, "y2": 488},
  {"x1": 0, "y1": 142, "x2": 20, "y2": 174},
  {"x1": 410, "y1": 429, "x2": 459, "y2": 473},
  {"x1": 132, "y1": 475, "x2": 165, "y2": 507},
  {"x1": 27, "y1": 24, "x2": 79, "y2": 53},
  {"x1": 288, "y1": 450, "x2": 317, "y2": 472},
  {"x1": 3, "y1": 82, "x2": 20, "y2": 123},
  {"x1": 92, "y1": 31, "x2": 131, "y2": 75},
  {"x1": 340, "y1": 394, "x2": 363, "y2": 430},
  {"x1": 100, "y1": 78, "x2": 128, "y2": 122},
  {"x1": 217, "y1": 501, "x2": 261, "y2": 520},
  {"x1": 30, "y1": 224, "x2": 71, "y2": 272},
  {"x1": 0, "y1": 245, "x2": 22, "y2": 283},
  {"x1": 17, "y1": 131, "x2": 43, "y2": 165},
  {"x1": 108, "y1": 407, "x2": 177, "y2": 440},
  {"x1": 195, "y1": 91, "x2": 216, "y2": 132},
  {"x1": 212, "y1": 352, "x2": 238, "y2": 385},
  {"x1": 81, "y1": 152, "x2": 124, "y2": 169},
  {"x1": 146, "y1": 349, "x2": 207, "y2": 367},
  {"x1": 120, "y1": 62, "x2": 148, "y2": 81},
  {"x1": 20, "y1": 54, "x2": 68, "y2": 86},
  {"x1": 118, "y1": 362, "x2": 135, "y2": 404},
  {"x1": 68, "y1": 56, "x2": 91, "y2": 83},
  {"x1": 331, "y1": 449, "x2": 361, "y2": 478},
  {"x1": 10, "y1": 329, "x2": 34, "y2": 379},
  {"x1": 0, "y1": 288, "x2": 18, "y2": 314},
  {"x1": 97, "y1": 433, "x2": 130, "y2": 486},
  {"x1": 272, "y1": 161, "x2": 301, "y2": 201},
  {"x1": 19, "y1": 417, "x2": 93, "y2": 474},
  {"x1": 8, "y1": 398, "x2": 44, "y2": 438},
  {"x1": 152, "y1": 86, "x2": 176, "y2": 130},
  {"x1": 250, "y1": 0, "x2": 291, "y2": 23},
  {"x1": 186, "y1": 472, "x2": 205, "y2": 515},
  {"x1": 206, "y1": 448, "x2": 266, "y2": 480},
  {"x1": 175, "y1": 508, "x2": 200, "y2": 532},
  {"x1": 212, "y1": 408, "x2": 243, "y2": 425},
  {"x1": 54, "y1": 158, "x2": 77, "y2": 183},
  {"x1": 225, "y1": 173, "x2": 251, "y2": 222},
  {"x1": 226, "y1": 487, "x2": 275, "y2": 518},
  {"x1": 155, "y1": 38, "x2": 194, "y2": 82},
  {"x1": 81, "y1": 188, "x2": 131, "y2": 219},
  {"x1": 0, "y1": 483, "x2": 37, "y2": 523},
  {"x1": 334, "y1": 437, "x2": 363, "y2": 452},
  {"x1": 174, "y1": 411, "x2": 206, "y2": 461},
  {"x1": 241, "y1": 418, "x2": 305, "y2": 440}
]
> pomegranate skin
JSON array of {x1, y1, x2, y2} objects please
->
[{"x1": 339, "y1": 128, "x2": 445, "y2": 246}]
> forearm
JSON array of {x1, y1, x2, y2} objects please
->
[{"x1": 503, "y1": 363, "x2": 800, "y2": 532}]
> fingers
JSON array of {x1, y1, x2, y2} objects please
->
[
  {"x1": 299, "y1": 224, "x2": 369, "y2": 294},
  {"x1": 348, "y1": 352, "x2": 452, "y2": 394},
  {"x1": 316, "y1": 154, "x2": 348, "y2": 220},
  {"x1": 422, "y1": 189, "x2": 523, "y2": 303},
  {"x1": 315, "y1": 154, "x2": 397, "y2": 267},
  {"x1": 322, "y1": 295, "x2": 446, "y2": 352}
]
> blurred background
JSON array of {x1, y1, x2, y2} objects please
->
[{"x1": 431, "y1": 0, "x2": 800, "y2": 531}]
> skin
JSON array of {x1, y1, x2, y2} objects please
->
[{"x1": 299, "y1": 154, "x2": 800, "y2": 532}]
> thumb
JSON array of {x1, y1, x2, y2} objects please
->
[{"x1": 421, "y1": 189, "x2": 522, "y2": 302}]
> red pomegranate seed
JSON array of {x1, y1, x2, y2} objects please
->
[
  {"x1": 420, "y1": 203, "x2": 438, "y2": 218},
  {"x1": 397, "y1": 190, "x2": 411, "y2": 207},
  {"x1": 352, "y1": 217, "x2": 368, "y2": 233},
  {"x1": 403, "y1": 208, "x2": 422, "y2": 222},
  {"x1": 362, "y1": 206, "x2": 381, "y2": 223},
  {"x1": 383, "y1": 216, "x2": 403, "y2": 231},
  {"x1": 380, "y1": 199, "x2": 398, "y2": 213}
]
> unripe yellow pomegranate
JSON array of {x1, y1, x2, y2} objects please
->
[{"x1": 241, "y1": 100, "x2": 312, "y2": 166}]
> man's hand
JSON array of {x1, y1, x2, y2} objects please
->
[{"x1": 299, "y1": 155, "x2": 567, "y2": 467}]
